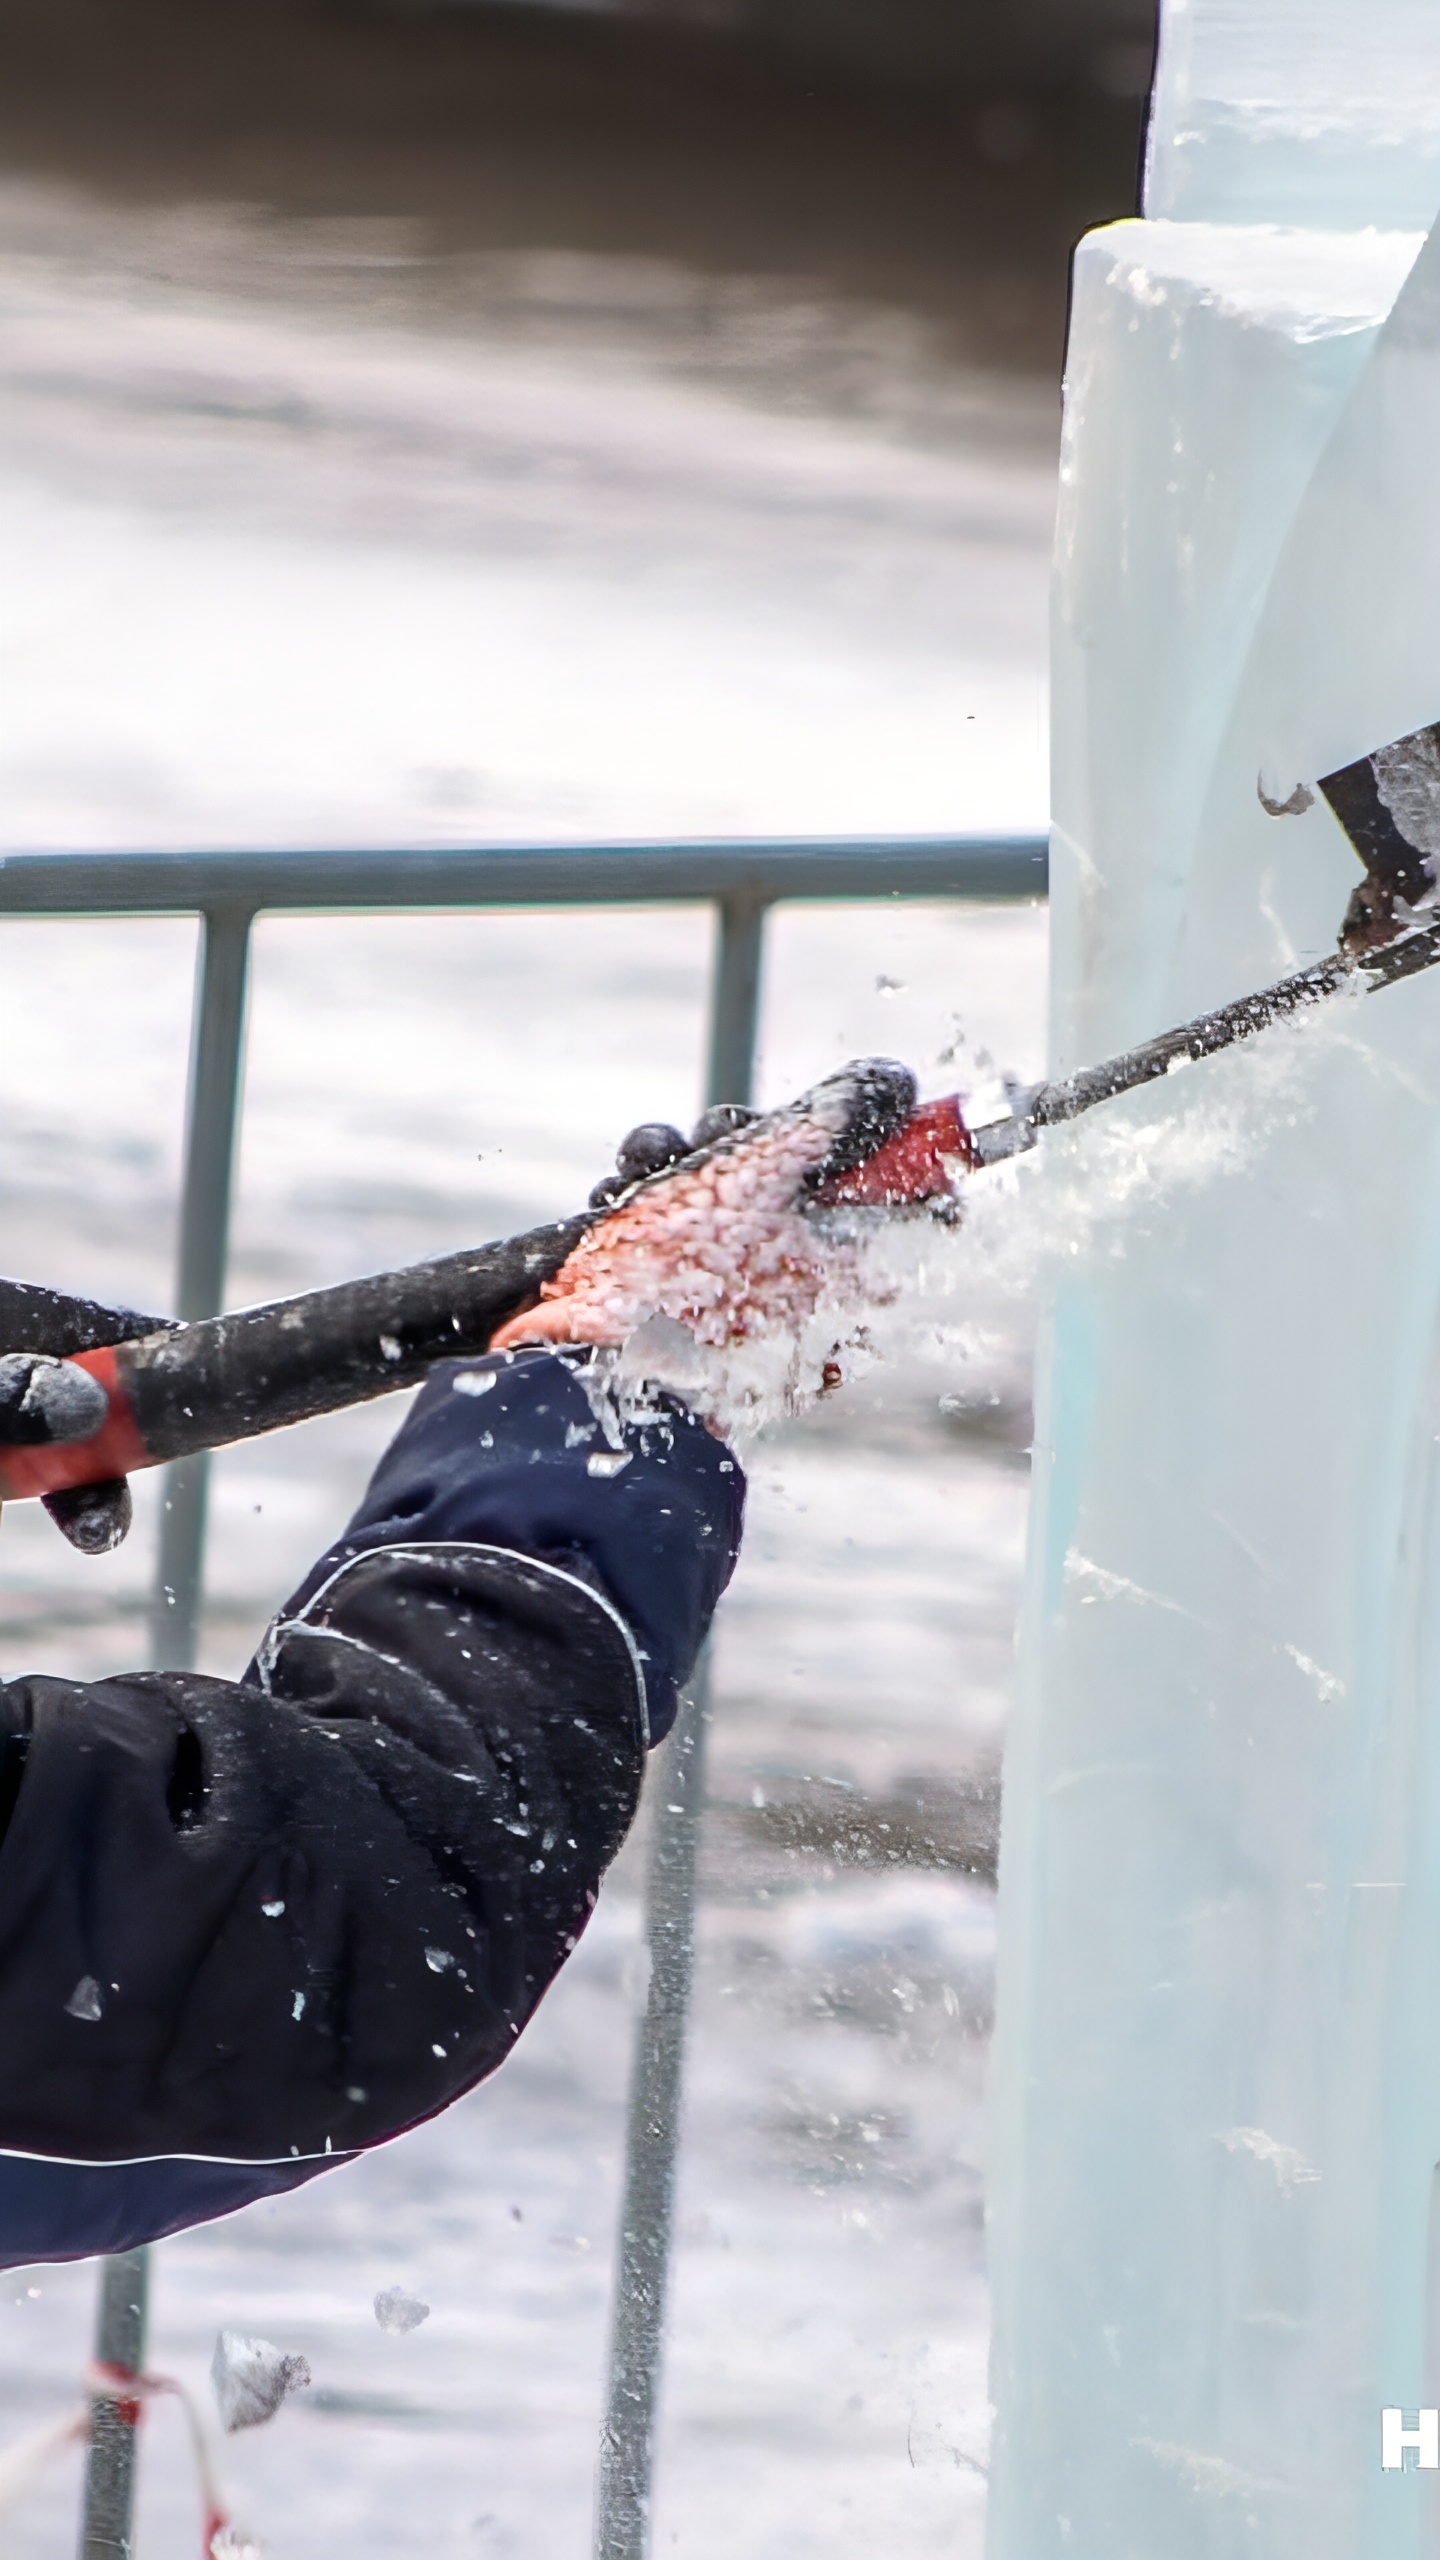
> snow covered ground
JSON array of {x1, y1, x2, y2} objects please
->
[{"x1": 0, "y1": 181, "x2": 1052, "y2": 2559}]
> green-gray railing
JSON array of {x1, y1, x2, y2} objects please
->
[{"x1": 0, "y1": 834, "x2": 1047, "y2": 2560}]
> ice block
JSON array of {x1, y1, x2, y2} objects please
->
[
  {"x1": 1148, "y1": 0, "x2": 1440, "y2": 229},
  {"x1": 988, "y1": 6, "x2": 1440, "y2": 2555}
]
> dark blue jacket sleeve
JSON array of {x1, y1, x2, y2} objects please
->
[
  {"x1": 0, "y1": 1349, "x2": 744, "y2": 2264},
  {"x1": 295, "y1": 1347, "x2": 744, "y2": 1748}
]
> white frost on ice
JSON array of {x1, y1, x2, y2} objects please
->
[
  {"x1": 1280, "y1": 1643, "x2": 1345, "y2": 1704},
  {"x1": 1064, "y1": 1553, "x2": 1196, "y2": 1621},
  {"x1": 1133, "y1": 2437, "x2": 1296, "y2": 2502},
  {"x1": 1217, "y1": 2128, "x2": 1321, "y2": 2192}
]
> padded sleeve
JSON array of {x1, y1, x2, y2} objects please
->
[
  {"x1": 0, "y1": 1541, "x2": 646, "y2": 2163},
  {"x1": 0, "y1": 1351, "x2": 744, "y2": 2167}
]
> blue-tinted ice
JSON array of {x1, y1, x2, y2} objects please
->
[{"x1": 990, "y1": 4, "x2": 1440, "y2": 2554}]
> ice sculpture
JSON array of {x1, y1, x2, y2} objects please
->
[
  {"x1": 987, "y1": 5, "x2": 1440, "y2": 2556},
  {"x1": 1147, "y1": 0, "x2": 1440, "y2": 229}
]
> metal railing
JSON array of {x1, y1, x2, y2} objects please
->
[{"x1": 0, "y1": 833, "x2": 1047, "y2": 2560}]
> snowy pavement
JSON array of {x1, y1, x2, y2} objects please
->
[
  {"x1": 0, "y1": 182, "x2": 1052, "y2": 851},
  {"x1": 0, "y1": 182, "x2": 1052, "y2": 2559}
]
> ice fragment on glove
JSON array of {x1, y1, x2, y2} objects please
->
[{"x1": 211, "y1": 2331, "x2": 312, "y2": 2433}]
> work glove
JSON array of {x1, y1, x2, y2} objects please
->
[
  {"x1": 491, "y1": 1060, "x2": 969, "y2": 1419},
  {"x1": 0, "y1": 1353, "x2": 133, "y2": 1552}
]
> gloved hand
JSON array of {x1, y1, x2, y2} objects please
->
[
  {"x1": 0, "y1": 1353, "x2": 132, "y2": 1552},
  {"x1": 491, "y1": 1059, "x2": 952, "y2": 1374}
]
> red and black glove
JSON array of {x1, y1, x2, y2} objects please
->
[{"x1": 491, "y1": 1058, "x2": 974, "y2": 1366}]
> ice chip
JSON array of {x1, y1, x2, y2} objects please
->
[
  {"x1": 65, "y1": 1975, "x2": 103, "y2": 2022},
  {"x1": 374, "y1": 2286, "x2": 430, "y2": 2335},
  {"x1": 614, "y1": 1311, "x2": 708, "y2": 1398},
  {"x1": 211, "y1": 2330, "x2": 312, "y2": 2432},
  {"x1": 451, "y1": 1368, "x2": 496, "y2": 1397},
  {"x1": 586, "y1": 1449, "x2": 632, "y2": 1479}
]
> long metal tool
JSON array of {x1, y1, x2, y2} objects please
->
[
  {"x1": 970, "y1": 912, "x2": 1440, "y2": 1164},
  {"x1": 7, "y1": 913, "x2": 1440, "y2": 1510},
  {"x1": 9, "y1": 917, "x2": 1440, "y2": 1506}
]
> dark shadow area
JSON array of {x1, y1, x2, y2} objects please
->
[{"x1": 0, "y1": 0, "x2": 1148, "y2": 372}]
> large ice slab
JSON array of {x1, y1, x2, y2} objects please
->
[
  {"x1": 1051, "y1": 218, "x2": 1421, "y2": 1072},
  {"x1": 989, "y1": 10, "x2": 1440, "y2": 2557},
  {"x1": 1148, "y1": 0, "x2": 1440, "y2": 228}
]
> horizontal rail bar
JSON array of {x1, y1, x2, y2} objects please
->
[{"x1": 0, "y1": 837, "x2": 1047, "y2": 917}]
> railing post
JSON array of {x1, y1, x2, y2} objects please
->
[
  {"x1": 597, "y1": 1659, "x2": 713, "y2": 2560},
  {"x1": 595, "y1": 897, "x2": 766, "y2": 2560},
  {"x1": 150, "y1": 903, "x2": 253, "y2": 1672},
  {"x1": 704, "y1": 894, "x2": 766, "y2": 1115},
  {"x1": 78, "y1": 2250, "x2": 149, "y2": 2560},
  {"x1": 80, "y1": 905, "x2": 251, "y2": 2560}
]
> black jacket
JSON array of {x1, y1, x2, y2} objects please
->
[{"x1": 0, "y1": 1349, "x2": 743, "y2": 2264}]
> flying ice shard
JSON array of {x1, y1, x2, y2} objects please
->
[
  {"x1": 211, "y1": 2330, "x2": 312, "y2": 2434},
  {"x1": 374, "y1": 2286, "x2": 430, "y2": 2335}
]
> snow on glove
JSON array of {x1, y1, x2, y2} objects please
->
[
  {"x1": 489, "y1": 1059, "x2": 975, "y2": 1439},
  {"x1": 0, "y1": 1354, "x2": 133, "y2": 1553}
]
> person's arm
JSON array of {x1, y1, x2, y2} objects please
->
[
  {"x1": 0, "y1": 1053, "x2": 928, "y2": 2186},
  {"x1": 0, "y1": 1348, "x2": 743, "y2": 2168}
]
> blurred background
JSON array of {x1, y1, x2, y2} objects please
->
[{"x1": 0, "y1": 6, "x2": 1150, "y2": 2555}]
